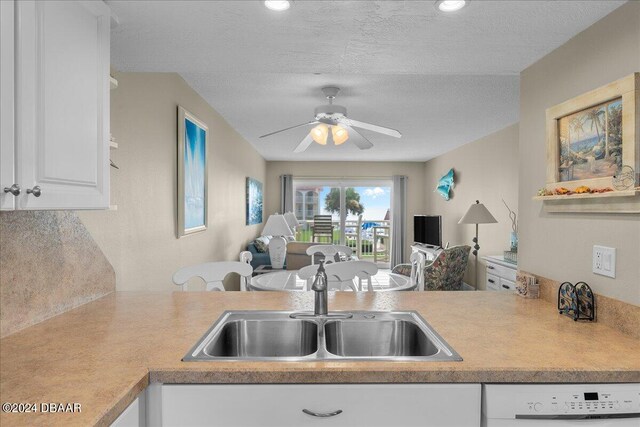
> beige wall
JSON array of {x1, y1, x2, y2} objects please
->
[
  {"x1": 518, "y1": 2, "x2": 640, "y2": 305},
  {"x1": 423, "y1": 124, "x2": 519, "y2": 289},
  {"x1": 79, "y1": 73, "x2": 266, "y2": 291},
  {"x1": 264, "y1": 161, "x2": 425, "y2": 261}
]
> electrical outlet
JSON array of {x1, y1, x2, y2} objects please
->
[{"x1": 593, "y1": 245, "x2": 616, "y2": 278}]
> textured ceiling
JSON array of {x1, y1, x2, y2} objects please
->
[{"x1": 108, "y1": 0, "x2": 625, "y2": 161}]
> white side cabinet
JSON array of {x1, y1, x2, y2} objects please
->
[
  {"x1": 0, "y1": 0, "x2": 111, "y2": 210},
  {"x1": 150, "y1": 383, "x2": 481, "y2": 427},
  {"x1": 483, "y1": 256, "x2": 517, "y2": 292},
  {"x1": 110, "y1": 390, "x2": 146, "y2": 427}
]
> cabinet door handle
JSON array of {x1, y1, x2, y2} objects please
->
[
  {"x1": 26, "y1": 186, "x2": 41, "y2": 197},
  {"x1": 487, "y1": 265, "x2": 495, "y2": 270},
  {"x1": 302, "y1": 409, "x2": 343, "y2": 418},
  {"x1": 3, "y1": 184, "x2": 20, "y2": 196},
  {"x1": 488, "y1": 279, "x2": 495, "y2": 284},
  {"x1": 502, "y1": 284, "x2": 510, "y2": 289}
]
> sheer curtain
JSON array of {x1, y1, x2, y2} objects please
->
[
  {"x1": 279, "y1": 174, "x2": 293, "y2": 214},
  {"x1": 391, "y1": 175, "x2": 407, "y2": 268}
]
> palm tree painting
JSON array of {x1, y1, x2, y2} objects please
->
[{"x1": 557, "y1": 98, "x2": 622, "y2": 181}]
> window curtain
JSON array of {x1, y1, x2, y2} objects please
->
[
  {"x1": 391, "y1": 175, "x2": 407, "y2": 267},
  {"x1": 279, "y1": 174, "x2": 293, "y2": 214}
]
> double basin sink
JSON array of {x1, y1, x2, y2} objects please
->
[{"x1": 183, "y1": 311, "x2": 462, "y2": 362}]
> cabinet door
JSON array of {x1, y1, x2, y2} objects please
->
[
  {"x1": 486, "y1": 273, "x2": 500, "y2": 291},
  {"x1": 499, "y1": 278, "x2": 516, "y2": 292},
  {"x1": 110, "y1": 391, "x2": 145, "y2": 427},
  {"x1": 160, "y1": 384, "x2": 481, "y2": 427},
  {"x1": 0, "y1": 0, "x2": 15, "y2": 210},
  {"x1": 15, "y1": 0, "x2": 110, "y2": 209}
]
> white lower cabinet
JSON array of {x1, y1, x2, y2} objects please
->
[
  {"x1": 152, "y1": 383, "x2": 481, "y2": 427},
  {"x1": 111, "y1": 390, "x2": 146, "y2": 427}
]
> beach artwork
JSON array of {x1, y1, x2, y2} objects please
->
[
  {"x1": 178, "y1": 107, "x2": 208, "y2": 237},
  {"x1": 246, "y1": 177, "x2": 263, "y2": 225},
  {"x1": 557, "y1": 98, "x2": 623, "y2": 182}
]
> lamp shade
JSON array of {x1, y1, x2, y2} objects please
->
[
  {"x1": 458, "y1": 200, "x2": 497, "y2": 225},
  {"x1": 283, "y1": 212, "x2": 299, "y2": 229},
  {"x1": 262, "y1": 214, "x2": 293, "y2": 237}
]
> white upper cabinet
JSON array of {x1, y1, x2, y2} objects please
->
[
  {"x1": 1, "y1": 0, "x2": 110, "y2": 210},
  {"x1": 1, "y1": 0, "x2": 16, "y2": 210}
]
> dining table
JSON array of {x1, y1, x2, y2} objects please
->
[{"x1": 249, "y1": 268, "x2": 414, "y2": 292}]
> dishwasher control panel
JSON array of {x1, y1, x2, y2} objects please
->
[
  {"x1": 484, "y1": 384, "x2": 640, "y2": 420},
  {"x1": 516, "y1": 388, "x2": 640, "y2": 415}
]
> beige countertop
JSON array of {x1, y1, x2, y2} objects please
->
[{"x1": 1, "y1": 291, "x2": 639, "y2": 426}]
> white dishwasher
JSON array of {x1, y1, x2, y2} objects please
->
[{"x1": 483, "y1": 384, "x2": 640, "y2": 426}]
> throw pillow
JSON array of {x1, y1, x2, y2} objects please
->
[{"x1": 253, "y1": 236, "x2": 270, "y2": 253}]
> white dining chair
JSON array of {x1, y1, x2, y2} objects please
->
[
  {"x1": 239, "y1": 251, "x2": 253, "y2": 265},
  {"x1": 172, "y1": 261, "x2": 253, "y2": 292},
  {"x1": 409, "y1": 252, "x2": 426, "y2": 291},
  {"x1": 298, "y1": 262, "x2": 361, "y2": 292},
  {"x1": 325, "y1": 260, "x2": 379, "y2": 292},
  {"x1": 306, "y1": 244, "x2": 356, "y2": 265}
]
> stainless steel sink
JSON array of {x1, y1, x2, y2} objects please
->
[
  {"x1": 324, "y1": 319, "x2": 439, "y2": 358},
  {"x1": 203, "y1": 319, "x2": 318, "y2": 358},
  {"x1": 183, "y1": 311, "x2": 462, "y2": 362}
]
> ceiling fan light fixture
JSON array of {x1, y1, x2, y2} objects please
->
[
  {"x1": 332, "y1": 125, "x2": 349, "y2": 145},
  {"x1": 435, "y1": 0, "x2": 467, "y2": 13},
  {"x1": 264, "y1": 1, "x2": 291, "y2": 12},
  {"x1": 311, "y1": 124, "x2": 329, "y2": 145}
]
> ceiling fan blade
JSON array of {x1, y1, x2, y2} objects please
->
[
  {"x1": 339, "y1": 118, "x2": 402, "y2": 138},
  {"x1": 259, "y1": 121, "x2": 318, "y2": 139},
  {"x1": 293, "y1": 133, "x2": 314, "y2": 153},
  {"x1": 344, "y1": 126, "x2": 373, "y2": 150}
]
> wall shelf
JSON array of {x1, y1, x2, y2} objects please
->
[
  {"x1": 532, "y1": 189, "x2": 639, "y2": 201},
  {"x1": 532, "y1": 189, "x2": 640, "y2": 213}
]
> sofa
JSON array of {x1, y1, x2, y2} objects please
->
[
  {"x1": 246, "y1": 240, "x2": 340, "y2": 271},
  {"x1": 285, "y1": 242, "x2": 316, "y2": 270},
  {"x1": 246, "y1": 241, "x2": 272, "y2": 270}
]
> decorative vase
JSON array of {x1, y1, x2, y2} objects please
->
[{"x1": 510, "y1": 232, "x2": 518, "y2": 251}]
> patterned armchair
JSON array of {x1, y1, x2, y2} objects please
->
[
  {"x1": 423, "y1": 245, "x2": 471, "y2": 291},
  {"x1": 392, "y1": 245, "x2": 471, "y2": 291}
]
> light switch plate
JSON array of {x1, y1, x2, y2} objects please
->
[{"x1": 593, "y1": 245, "x2": 616, "y2": 278}]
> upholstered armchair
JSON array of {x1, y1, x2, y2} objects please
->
[
  {"x1": 393, "y1": 245, "x2": 471, "y2": 291},
  {"x1": 422, "y1": 245, "x2": 471, "y2": 291}
]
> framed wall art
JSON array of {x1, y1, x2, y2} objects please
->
[
  {"x1": 177, "y1": 106, "x2": 208, "y2": 237},
  {"x1": 246, "y1": 177, "x2": 263, "y2": 225},
  {"x1": 536, "y1": 73, "x2": 639, "y2": 213}
]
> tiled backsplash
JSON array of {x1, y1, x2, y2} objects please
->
[{"x1": 0, "y1": 211, "x2": 115, "y2": 337}]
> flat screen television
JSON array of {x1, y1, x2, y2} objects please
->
[{"x1": 414, "y1": 215, "x2": 442, "y2": 248}]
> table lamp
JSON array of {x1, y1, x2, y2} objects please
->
[
  {"x1": 283, "y1": 212, "x2": 299, "y2": 239},
  {"x1": 459, "y1": 200, "x2": 497, "y2": 289},
  {"x1": 262, "y1": 214, "x2": 293, "y2": 269}
]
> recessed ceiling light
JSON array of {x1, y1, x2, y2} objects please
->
[
  {"x1": 264, "y1": 1, "x2": 291, "y2": 12},
  {"x1": 435, "y1": 0, "x2": 468, "y2": 13}
]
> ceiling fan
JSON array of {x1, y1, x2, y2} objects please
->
[{"x1": 259, "y1": 86, "x2": 402, "y2": 153}]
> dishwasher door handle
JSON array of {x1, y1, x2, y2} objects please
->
[{"x1": 303, "y1": 409, "x2": 343, "y2": 418}]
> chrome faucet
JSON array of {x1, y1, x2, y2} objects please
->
[
  {"x1": 311, "y1": 261, "x2": 329, "y2": 316},
  {"x1": 290, "y1": 261, "x2": 352, "y2": 320}
]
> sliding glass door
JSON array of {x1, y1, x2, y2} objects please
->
[{"x1": 292, "y1": 179, "x2": 392, "y2": 267}]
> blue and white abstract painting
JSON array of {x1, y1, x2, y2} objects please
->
[
  {"x1": 246, "y1": 178, "x2": 263, "y2": 225},
  {"x1": 178, "y1": 106, "x2": 208, "y2": 237},
  {"x1": 184, "y1": 118, "x2": 206, "y2": 230}
]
